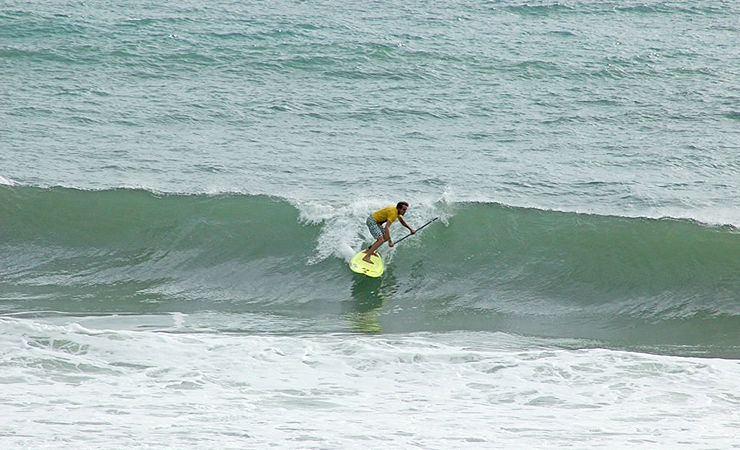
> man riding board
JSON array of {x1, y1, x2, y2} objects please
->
[{"x1": 363, "y1": 201, "x2": 416, "y2": 264}]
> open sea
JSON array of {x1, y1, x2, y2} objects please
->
[{"x1": 2, "y1": 0, "x2": 740, "y2": 448}]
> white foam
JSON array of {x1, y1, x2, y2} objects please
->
[
  {"x1": 2, "y1": 318, "x2": 739, "y2": 450},
  {"x1": 0, "y1": 175, "x2": 17, "y2": 186}
]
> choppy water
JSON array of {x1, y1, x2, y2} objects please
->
[{"x1": 2, "y1": 1, "x2": 740, "y2": 448}]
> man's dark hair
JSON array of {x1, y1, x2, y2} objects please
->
[{"x1": 397, "y1": 201, "x2": 409, "y2": 210}]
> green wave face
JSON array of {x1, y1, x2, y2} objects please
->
[{"x1": 2, "y1": 186, "x2": 739, "y2": 355}]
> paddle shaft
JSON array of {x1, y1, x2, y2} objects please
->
[{"x1": 394, "y1": 217, "x2": 439, "y2": 245}]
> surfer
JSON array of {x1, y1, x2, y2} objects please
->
[{"x1": 363, "y1": 201, "x2": 416, "y2": 263}]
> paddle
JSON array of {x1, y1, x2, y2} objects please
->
[{"x1": 394, "y1": 217, "x2": 439, "y2": 245}]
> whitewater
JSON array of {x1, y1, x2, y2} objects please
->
[{"x1": 2, "y1": 0, "x2": 740, "y2": 448}]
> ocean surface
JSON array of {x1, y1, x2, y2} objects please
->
[{"x1": 2, "y1": 0, "x2": 740, "y2": 448}]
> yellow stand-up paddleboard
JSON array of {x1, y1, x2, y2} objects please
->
[{"x1": 349, "y1": 250, "x2": 384, "y2": 278}]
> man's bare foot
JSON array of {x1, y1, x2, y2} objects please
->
[{"x1": 361, "y1": 250, "x2": 374, "y2": 263}]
